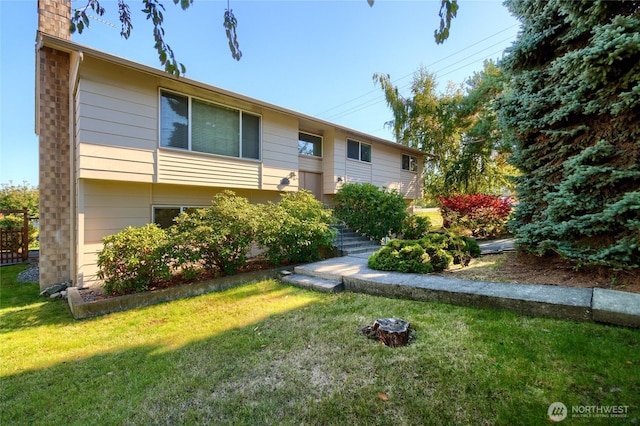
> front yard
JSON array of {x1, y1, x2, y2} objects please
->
[{"x1": 2, "y1": 264, "x2": 639, "y2": 425}]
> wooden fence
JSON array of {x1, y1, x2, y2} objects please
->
[{"x1": 0, "y1": 208, "x2": 29, "y2": 265}]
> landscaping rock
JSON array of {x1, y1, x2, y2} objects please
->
[{"x1": 40, "y1": 282, "x2": 71, "y2": 297}]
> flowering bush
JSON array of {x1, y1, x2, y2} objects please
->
[{"x1": 438, "y1": 194, "x2": 513, "y2": 239}]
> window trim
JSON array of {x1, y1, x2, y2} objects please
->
[
  {"x1": 159, "y1": 88, "x2": 262, "y2": 161},
  {"x1": 298, "y1": 131, "x2": 323, "y2": 158},
  {"x1": 152, "y1": 205, "x2": 207, "y2": 228},
  {"x1": 346, "y1": 138, "x2": 372, "y2": 163},
  {"x1": 402, "y1": 154, "x2": 418, "y2": 172}
]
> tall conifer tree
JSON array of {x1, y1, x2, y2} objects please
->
[{"x1": 499, "y1": 0, "x2": 640, "y2": 269}]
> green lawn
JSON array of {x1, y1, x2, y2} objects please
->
[
  {"x1": 1, "y1": 264, "x2": 639, "y2": 425},
  {"x1": 415, "y1": 209, "x2": 444, "y2": 230}
]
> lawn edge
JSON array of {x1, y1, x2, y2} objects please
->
[{"x1": 67, "y1": 266, "x2": 294, "y2": 320}]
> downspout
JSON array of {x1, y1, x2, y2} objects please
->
[{"x1": 69, "y1": 50, "x2": 83, "y2": 286}]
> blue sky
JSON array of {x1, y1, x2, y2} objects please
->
[{"x1": 0, "y1": 0, "x2": 520, "y2": 186}]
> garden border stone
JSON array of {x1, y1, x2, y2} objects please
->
[{"x1": 67, "y1": 266, "x2": 293, "y2": 320}]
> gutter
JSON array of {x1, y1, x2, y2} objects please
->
[{"x1": 36, "y1": 32, "x2": 429, "y2": 158}]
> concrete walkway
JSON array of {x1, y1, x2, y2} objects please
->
[{"x1": 281, "y1": 254, "x2": 640, "y2": 329}]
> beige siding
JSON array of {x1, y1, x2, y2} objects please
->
[
  {"x1": 261, "y1": 110, "x2": 299, "y2": 191},
  {"x1": 78, "y1": 144, "x2": 155, "y2": 182},
  {"x1": 371, "y1": 144, "x2": 401, "y2": 191},
  {"x1": 78, "y1": 180, "x2": 152, "y2": 285},
  {"x1": 400, "y1": 171, "x2": 420, "y2": 199},
  {"x1": 346, "y1": 160, "x2": 372, "y2": 184},
  {"x1": 77, "y1": 181, "x2": 283, "y2": 285},
  {"x1": 77, "y1": 58, "x2": 157, "y2": 150},
  {"x1": 321, "y1": 128, "x2": 338, "y2": 194},
  {"x1": 157, "y1": 150, "x2": 261, "y2": 188},
  {"x1": 298, "y1": 155, "x2": 322, "y2": 173},
  {"x1": 150, "y1": 184, "x2": 280, "y2": 206}
]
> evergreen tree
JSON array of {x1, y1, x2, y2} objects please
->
[{"x1": 499, "y1": 0, "x2": 640, "y2": 269}]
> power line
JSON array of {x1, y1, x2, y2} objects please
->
[
  {"x1": 323, "y1": 39, "x2": 513, "y2": 122},
  {"x1": 315, "y1": 24, "x2": 518, "y2": 119}
]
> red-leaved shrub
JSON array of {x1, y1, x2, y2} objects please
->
[{"x1": 438, "y1": 194, "x2": 513, "y2": 239}]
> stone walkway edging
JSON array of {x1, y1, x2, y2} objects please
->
[{"x1": 293, "y1": 256, "x2": 640, "y2": 328}]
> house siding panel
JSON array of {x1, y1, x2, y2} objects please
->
[
  {"x1": 77, "y1": 61, "x2": 157, "y2": 152},
  {"x1": 157, "y1": 150, "x2": 260, "y2": 188},
  {"x1": 298, "y1": 155, "x2": 323, "y2": 173},
  {"x1": 78, "y1": 144, "x2": 155, "y2": 182},
  {"x1": 78, "y1": 180, "x2": 151, "y2": 285},
  {"x1": 346, "y1": 160, "x2": 372, "y2": 184},
  {"x1": 261, "y1": 110, "x2": 299, "y2": 191}
]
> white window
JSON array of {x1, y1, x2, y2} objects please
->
[
  {"x1": 160, "y1": 90, "x2": 261, "y2": 160},
  {"x1": 402, "y1": 154, "x2": 418, "y2": 172},
  {"x1": 298, "y1": 132, "x2": 322, "y2": 157},
  {"x1": 153, "y1": 206, "x2": 203, "y2": 229},
  {"x1": 347, "y1": 139, "x2": 371, "y2": 163}
]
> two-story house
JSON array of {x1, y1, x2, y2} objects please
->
[{"x1": 35, "y1": 0, "x2": 424, "y2": 290}]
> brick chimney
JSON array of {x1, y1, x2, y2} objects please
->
[
  {"x1": 37, "y1": 0, "x2": 73, "y2": 290},
  {"x1": 38, "y1": 0, "x2": 72, "y2": 40}
]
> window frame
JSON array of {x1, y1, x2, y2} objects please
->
[
  {"x1": 298, "y1": 131, "x2": 323, "y2": 158},
  {"x1": 346, "y1": 138, "x2": 372, "y2": 163},
  {"x1": 159, "y1": 89, "x2": 262, "y2": 161},
  {"x1": 402, "y1": 154, "x2": 418, "y2": 172},
  {"x1": 152, "y1": 205, "x2": 206, "y2": 229}
]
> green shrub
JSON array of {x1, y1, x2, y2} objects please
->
[
  {"x1": 401, "y1": 214, "x2": 432, "y2": 240},
  {"x1": 368, "y1": 232, "x2": 481, "y2": 274},
  {"x1": 169, "y1": 191, "x2": 259, "y2": 275},
  {"x1": 463, "y1": 236, "x2": 481, "y2": 258},
  {"x1": 97, "y1": 224, "x2": 171, "y2": 295},
  {"x1": 368, "y1": 241, "x2": 434, "y2": 274},
  {"x1": 257, "y1": 191, "x2": 336, "y2": 265},
  {"x1": 334, "y1": 183, "x2": 408, "y2": 241}
]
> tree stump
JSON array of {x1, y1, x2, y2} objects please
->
[{"x1": 361, "y1": 318, "x2": 411, "y2": 347}]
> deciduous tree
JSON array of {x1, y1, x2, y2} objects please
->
[{"x1": 375, "y1": 61, "x2": 514, "y2": 200}]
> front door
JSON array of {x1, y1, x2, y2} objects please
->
[{"x1": 298, "y1": 171, "x2": 322, "y2": 201}]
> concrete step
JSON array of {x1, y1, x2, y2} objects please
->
[
  {"x1": 341, "y1": 240, "x2": 379, "y2": 249},
  {"x1": 345, "y1": 246, "x2": 380, "y2": 255},
  {"x1": 279, "y1": 271, "x2": 344, "y2": 293}
]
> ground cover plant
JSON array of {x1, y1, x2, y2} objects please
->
[{"x1": 4, "y1": 263, "x2": 638, "y2": 425}]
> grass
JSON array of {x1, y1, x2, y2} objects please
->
[
  {"x1": 415, "y1": 209, "x2": 444, "y2": 230},
  {"x1": 438, "y1": 254, "x2": 511, "y2": 282},
  {"x1": 2, "y1": 264, "x2": 639, "y2": 425}
]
